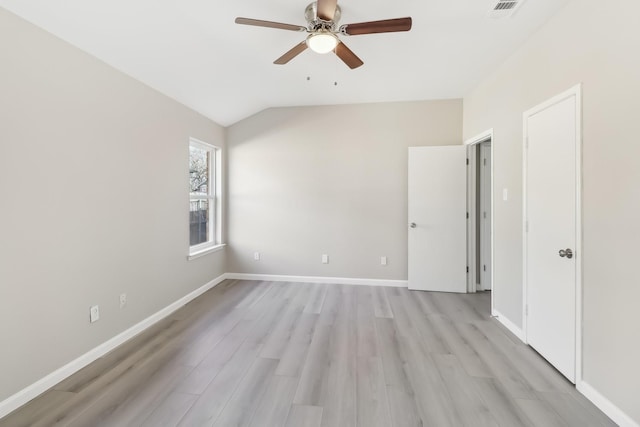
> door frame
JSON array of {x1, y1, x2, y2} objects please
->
[
  {"x1": 522, "y1": 84, "x2": 582, "y2": 383},
  {"x1": 464, "y1": 129, "x2": 494, "y2": 308}
]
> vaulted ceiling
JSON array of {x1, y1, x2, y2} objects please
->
[{"x1": 0, "y1": 0, "x2": 569, "y2": 125}]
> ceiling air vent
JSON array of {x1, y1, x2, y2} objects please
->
[
  {"x1": 488, "y1": 0, "x2": 526, "y2": 18},
  {"x1": 494, "y1": 1, "x2": 517, "y2": 10}
]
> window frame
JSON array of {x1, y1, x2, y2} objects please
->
[{"x1": 188, "y1": 138, "x2": 223, "y2": 258}]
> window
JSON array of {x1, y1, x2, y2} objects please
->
[{"x1": 189, "y1": 138, "x2": 221, "y2": 257}]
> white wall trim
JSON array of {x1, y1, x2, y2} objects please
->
[
  {"x1": 0, "y1": 273, "x2": 228, "y2": 419},
  {"x1": 577, "y1": 381, "x2": 639, "y2": 427},
  {"x1": 187, "y1": 243, "x2": 226, "y2": 260},
  {"x1": 464, "y1": 128, "x2": 493, "y2": 146},
  {"x1": 492, "y1": 309, "x2": 526, "y2": 342},
  {"x1": 226, "y1": 273, "x2": 408, "y2": 288}
]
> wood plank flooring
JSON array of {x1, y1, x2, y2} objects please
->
[{"x1": 0, "y1": 280, "x2": 616, "y2": 427}]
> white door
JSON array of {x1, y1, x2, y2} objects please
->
[
  {"x1": 408, "y1": 146, "x2": 467, "y2": 292},
  {"x1": 480, "y1": 143, "x2": 492, "y2": 290},
  {"x1": 524, "y1": 87, "x2": 580, "y2": 383}
]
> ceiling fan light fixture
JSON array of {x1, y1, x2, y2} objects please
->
[{"x1": 306, "y1": 32, "x2": 338, "y2": 54}]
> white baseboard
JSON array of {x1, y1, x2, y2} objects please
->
[
  {"x1": 577, "y1": 380, "x2": 639, "y2": 427},
  {"x1": 491, "y1": 309, "x2": 526, "y2": 342},
  {"x1": 225, "y1": 273, "x2": 408, "y2": 288},
  {"x1": 0, "y1": 273, "x2": 228, "y2": 420}
]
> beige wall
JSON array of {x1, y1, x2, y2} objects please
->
[
  {"x1": 464, "y1": 0, "x2": 640, "y2": 422},
  {"x1": 226, "y1": 101, "x2": 462, "y2": 280},
  {"x1": 0, "y1": 8, "x2": 226, "y2": 402}
]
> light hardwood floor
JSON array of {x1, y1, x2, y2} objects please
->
[{"x1": 0, "y1": 280, "x2": 615, "y2": 426}]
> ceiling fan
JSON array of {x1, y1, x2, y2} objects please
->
[{"x1": 235, "y1": 0, "x2": 412, "y2": 69}]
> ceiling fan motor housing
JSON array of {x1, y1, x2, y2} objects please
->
[{"x1": 305, "y1": 2, "x2": 341, "y2": 30}]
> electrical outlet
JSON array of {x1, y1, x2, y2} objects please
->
[
  {"x1": 90, "y1": 305, "x2": 100, "y2": 323},
  {"x1": 119, "y1": 293, "x2": 127, "y2": 309},
  {"x1": 381, "y1": 256, "x2": 388, "y2": 266},
  {"x1": 322, "y1": 254, "x2": 329, "y2": 264},
  {"x1": 253, "y1": 251, "x2": 260, "y2": 261}
]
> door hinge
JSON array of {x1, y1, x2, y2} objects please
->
[
  {"x1": 466, "y1": 266, "x2": 469, "y2": 273},
  {"x1": 483, "y1": 211, "x2": 487, "y2": 219},
  {"x1": 466, "y1": 158, "x2": 469, "y2": 165},
  {"x1": 483, "y1": 265, "x2": 486, "y2": 272},
  {"x1": 466, "y1": 212, "x2": 469, "y2": 219},
  {"x1": 483, "y1": 158, "x2": 487, "y2": 166}
]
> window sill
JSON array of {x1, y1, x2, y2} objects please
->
[{"x1": 188, "y1": 243, "x2": 226, "y2": 261}]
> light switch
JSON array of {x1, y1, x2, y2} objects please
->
[{"x1": 90, "y1": 305, "x2": 100, "y2": 323}]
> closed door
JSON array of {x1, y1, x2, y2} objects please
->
[
  {"x1": 524, "y1": 88, "x2": 580, "y2": 383},
  {"x1": 408, "y1": 146, "x2": 467, "y2": 293}
]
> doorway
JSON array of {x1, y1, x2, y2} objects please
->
[
  {"x1": 407, "y1": 135, "x2": 494, "y2": 299},
  {"x1": 465, "y1": 131, "x2": 494, "y2": 298}
]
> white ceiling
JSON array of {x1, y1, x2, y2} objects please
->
[{"x1": 0, "y1": 0, "x2": 569, "y2": 126}]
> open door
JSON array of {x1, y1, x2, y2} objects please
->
[{"x1": 408, "y1": 146, "x2": 467, "y2": 292}]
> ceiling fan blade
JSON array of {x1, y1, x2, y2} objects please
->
[
  {"x1": 316, "y1": 0, "x2": 338, "y2": 21},
  {"x1": 334, "y1": 41, "x2": 364, "y2": 69},
  {"x1": 235, "y1": 17, "x2": 307, "y2": 32},
  {"x1": 274, "y1": 41, "x2": 309, "y2": 64},
  {"x1": 342, "y1": 17, "x2": 412, "y2": 35}
]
